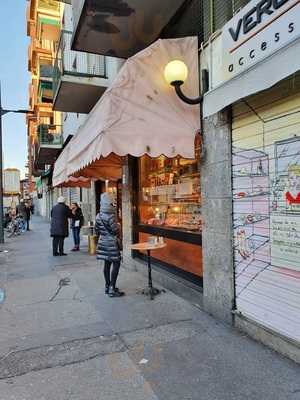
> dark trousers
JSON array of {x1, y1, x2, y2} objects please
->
[
  {"x1": 104, "y1": 260, "x2": 120, "y2": 288},
  {"x1": 72, "y1": 227, "x2": 81, "y2": 247},
  {"x1": 52, "y1": 236, "x2": 65, "y2": 255},
  {"x1": 26, "y1": 219, "x2": 30, "y2": 231}
]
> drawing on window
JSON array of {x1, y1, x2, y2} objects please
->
[{"x1": 232, "y1": 128, "x2": 300, "y2": 343}]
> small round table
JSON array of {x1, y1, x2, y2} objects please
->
[{"x1": 131, "y1": 242, "x2": 167, "y2": 300}]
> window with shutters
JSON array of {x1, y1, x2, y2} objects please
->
[
  {"x1": 233, "y1": 0, "x2": 251, "y2": 14},
  {"x1": 161, "y1": 0, "x2": 252, "y2": 43},
  {"x1": 70, "y1": 188, "x2": 80, "y2": 204}
]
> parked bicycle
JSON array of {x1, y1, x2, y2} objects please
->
[{"x1": 6, "y1": 215, "x2": 26, "y2": 238}]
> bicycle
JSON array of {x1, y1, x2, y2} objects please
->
[{"x1": 6, "y1": 215, "x2": 25, "y2": 238}]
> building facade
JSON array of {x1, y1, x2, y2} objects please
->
[
  {"x1": 50, "y1": 0, "x2": 300, "y2": 363},
  {"x1": 26, "y1": 0, "x2": 64, "y2": 216}
]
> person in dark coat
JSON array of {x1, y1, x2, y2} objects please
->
[
  {"x1": 50, "y1": 196, "x2": 73, "y2": 256},
  {"x1": 95, "y1": 193, "x2": 124, "y2": 298},
  {"x1": 70, "y1": 203, "x2": 84, "y2": 251},
  {"x1": 24, "y1": 202, "x2": 31, "y2": 231}
]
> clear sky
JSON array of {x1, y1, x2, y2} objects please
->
[{"x1": 0, "y1": 1, "x2": 30, "y2": 179}]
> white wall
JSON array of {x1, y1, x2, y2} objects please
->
[
  {"x1": 63, "y1": 2, "x2": 73, "y2": 31},
  {"x1": 62, "y1": 112, "x2": 87, "y2": 140},
  {"x1": 200, "y1": 34, "x2": 223, "y2": 92}
]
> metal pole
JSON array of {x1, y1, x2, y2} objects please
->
[{"x1": 0, "y1": 83, "x2": 4, "y2": 243}]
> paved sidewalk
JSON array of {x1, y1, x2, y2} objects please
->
[{"x1": 0, "y1": 217, "x2": 299, "y2": 400}]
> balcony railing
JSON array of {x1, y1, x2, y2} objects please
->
[
  {"x1": 53, "y1": 30, "x2": 106, "y2": 96},
  {"x1": 39, "y1": 64, "x2": 55, "y2": 79},
  {"x1": 38, "y1": 80, "x2": 53, "y2": 103},
  {"x1": 38, "y1": 124, "x2": 63, "y2": 146},
  {"x1": 38, "y1": 0, "x2": 60, "y2": 13}
]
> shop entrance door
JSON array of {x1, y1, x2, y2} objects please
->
[{"x1": 95, "y1": 180, "x2": 122, "y2": 224}]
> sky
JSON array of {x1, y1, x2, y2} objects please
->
[{"x1": 0, "y1": 0, "x2": 30, "y2": 179}]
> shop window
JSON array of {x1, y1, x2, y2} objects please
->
[{"x1": 138, "y1": 155, "x2": 201, "y2": 233}]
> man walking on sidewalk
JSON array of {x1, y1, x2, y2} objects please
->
[
  {"x1": 50, "y1": 197, "x2": 73, "y2": 256},
  {"x1": 24, "y1": 201, "x2": 32, "y2": 231}
]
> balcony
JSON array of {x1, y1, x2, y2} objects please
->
[
  {"x1": 53, "y1": 30, "x2": 109, "y2": 113},
  {"x1": 26, "y1": 0, "x2": 36, "y2": 37},
  {"x1": 38, "y1": 80, "x2": 53, "y2": 103},
  {"x1": 38, "y1": 0, "x2": 61, "y2": 14},
  {"x1": 35, "y1": 124, "x2": 63, "y2": 167},
  {"x1": 71, "y1": 0, "x2": 187, "y2": 58},
  {"x1": 37, "y1": 14, "x2": 60, "y2": 42},
  {"x1": 28, "y1": 38, "x2": 54, "y2": 73},
  {"x1": 39, "y1": 64, "x2": 55, "y2": 79}
]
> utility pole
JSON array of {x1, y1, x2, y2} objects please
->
[
  {"x1": 0, "y1": 83, "x2": 4, "y2": 243},
  {"x1": 0, "y1": 82, "x2": 33, "y2": 243}
]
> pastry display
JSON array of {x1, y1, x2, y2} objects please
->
[{"x1": 139, "y1": 155, "x2": 201, "y2": 233}]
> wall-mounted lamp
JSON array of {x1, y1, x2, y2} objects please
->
[{"x1": 164, "y1": 60, "x2": 208, "y2": 105}]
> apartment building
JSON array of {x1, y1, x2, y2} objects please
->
[{"x1": 26, "y1": 0, "x2": 64, "y2": 216}]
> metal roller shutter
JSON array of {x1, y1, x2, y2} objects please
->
[{"x1": 232, "y1": 74, "x2": 300, "y2": 343}]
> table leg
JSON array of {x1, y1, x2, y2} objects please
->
[
  {"x1": 145, "y1": 250, "x2": 160, "y2": 300},
  {"x1": 147, "y1": 250, "x2": 153, "y2": 293}
]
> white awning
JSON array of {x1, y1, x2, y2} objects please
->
[
  {"x1": 203, "y1": 38, "x2": 300, "y2": 117},
  {"x1": 52, "y1": 140, "x2": 92, "y2": 188},
  {"x1": 52, "y1": 142, "x2": 71, "y2": 187},
  {"x1": 65, "y1": 37, "x2": 200, "y2": 178}
]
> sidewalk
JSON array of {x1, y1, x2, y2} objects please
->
[{"x1": 0, "y1": 216, "x2": 299, "y2": 400}]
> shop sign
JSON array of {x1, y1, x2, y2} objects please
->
[{"x1": 222, "y1": 0, "x2": 300, "y2": 82}]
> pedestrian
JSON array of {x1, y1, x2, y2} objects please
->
[
  {"x1": 50, "y1": 196, "x2": 73, "y2": 257},
  {"x1": 25, "y1": 202, "x2": 31, "y2": 231},
  {"x1": 95, "y1": 193, "x2": 124, "y2": 298},
  {"x1": 30, "y1": 202, "x2": 35, "y2": 215},
  {"x1": 17, "y1": 200, "x2": 29, "y2": 231},
  {"x1": 70, "y1": 202, "x2": 84, "y2": 251}
]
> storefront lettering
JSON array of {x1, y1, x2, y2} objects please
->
[
  {"x1": 227, "y1": 21, "x2": 296, "y2": 72},
  {"x1": 229, "y1": 0, "x2": 290, "y2": 41}
]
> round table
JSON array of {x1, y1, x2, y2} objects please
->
[{"x1": 131, "y1": 242, "x2": 167, "y2": 300}]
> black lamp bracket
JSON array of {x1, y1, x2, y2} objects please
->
[{"x1": 171, "y1": 81, "x2": 203, "y2": 105}]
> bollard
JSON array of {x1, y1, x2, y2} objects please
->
[{"x1": 88, "y1": 235, "x2": 97, "y2": 256}]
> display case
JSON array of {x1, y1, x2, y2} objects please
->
[
  {"x1": 138, "y1": 155, "x2": 201, "y2": 233},
  {"x1": 134, "y1": 154, "x2": 202, "y2": 282}
]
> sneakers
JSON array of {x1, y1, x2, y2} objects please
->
[
  {"x1": 71, "y1": 246, "x2": 80, "y2": 252},
  {"x1": 108, "y1": 286, "x2": 125, "y2": 298}
]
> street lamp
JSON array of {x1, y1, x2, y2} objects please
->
[
  {"x1": 164, "y1": 59, "x2": 208, "y2": 105},
  {"x1": 0, "y1": 82, "x2": 33, "y2": 244}
]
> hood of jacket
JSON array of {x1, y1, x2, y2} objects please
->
[{"x1": 100, "y1": 192, "x2": 115, "y2": 214}]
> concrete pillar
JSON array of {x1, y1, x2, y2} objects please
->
[
  {"x1": 81, "y1": 185, "x2": 95, "y2": 223},
  {"x1": 201, "y1": 108, "x2": 234, "y2": 324},
  {"x1": 121, "y1": 158, "x2": 135, "y2": 270}
]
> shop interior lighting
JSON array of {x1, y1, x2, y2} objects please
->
[{"x1": 164, "y1": 60, "x2": 207, "y2": 105}]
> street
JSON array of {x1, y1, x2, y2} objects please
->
[{"x1": 0, "y1": 217, "x2": 299, "y2": 400}]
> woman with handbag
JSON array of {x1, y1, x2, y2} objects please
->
[
  {"x1": 70, "y1": 203, "x2": 84, "y2": 251},
  {"x1": 95, "y1": 193, "x2": 124, "y2": 298}
]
